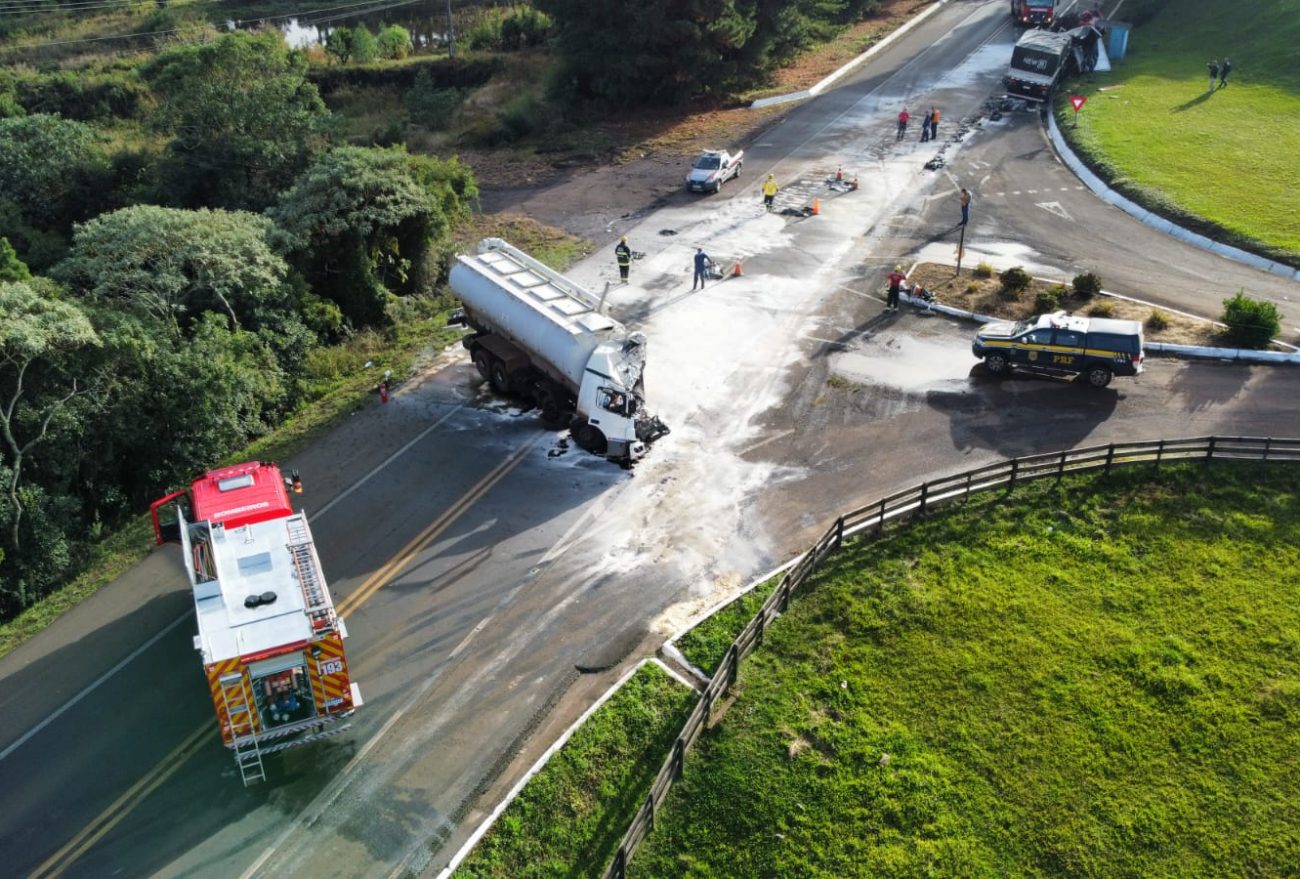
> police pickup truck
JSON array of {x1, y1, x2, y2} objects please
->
[{"x1": 972, "y1": 311, "x2": 1144, "y2": 388}]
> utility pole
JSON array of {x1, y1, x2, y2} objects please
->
[
  {"x1": 446, "y1": 0, "x2": 455, "y2": 59},
  {"x1": 956, "y1": 223, "x2": 966, "y2": 276}
]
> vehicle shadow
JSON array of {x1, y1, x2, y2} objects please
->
[
  {"x1": 928, "y1": 365, "x2": 1122, "y2": 458},
  {"x1": 1166, "y1": 358, "x2": 1252, "y2": 412}
]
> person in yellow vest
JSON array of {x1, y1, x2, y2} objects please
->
[
  {"x1": 615, "y1": 236, "x2": 632, "y2": 283},
  {"x1": 762, "y1": 173, "x2": 779, "y2": 211}
]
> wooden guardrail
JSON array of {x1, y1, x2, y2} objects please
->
[{"x1": 601, "y1": 435, "x2": 1300, "y2": 878}]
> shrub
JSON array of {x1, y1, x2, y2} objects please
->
[
  {"x1": 406, "y1": 70, "x2": 463, "y2": 130},
  {"x1": 1035, "y1": 284, "x2": 1068, "y2": 313},
  {"x1": 1072, "y1": 271, "x2": 1102, "y2": 298},
  {"x1": 965, "y1": 282, "x2": 980, "y2": 294},
  {"x1": 1220, "y1": 290, "x2": 1280, "y2": 349},
  {"x1": 1146, "y1": 308, "x2": 1170, "y2": 332},
  {"x1": 1088, "y1": 300, "x2": 1115, "y2": 318},
  {"x1": 999, "y1": 265, "x2": 1031, "y2": 297},
  {"x1": 973, "y1": 261, "x2": 994, "y2": 279},
  {"x1": 376, "y1": 24, "x2": 412, "y2": 60}
]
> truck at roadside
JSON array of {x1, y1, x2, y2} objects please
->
[
  {"x1": 150, "y1": 462, "x2": 361, "y2": 785},
  {"x1": 450, "y1": 238, "x2": 670, "y2": 464},
  {"x1": 1005, "y1": 28, "x2": 1075, "y2": 102},
  {"x1": 1010, "y1": 0, "x2": 1059, "y2": 28}
]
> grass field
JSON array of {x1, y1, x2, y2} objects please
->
[
  {"x1": 1058, "y1": 0, "x2": 1300, "y2": 265},
  {"x1": 631, "y1": 462, "x2": 1300, "y2": 878},
  {"x1": 453, "y1": 663, "x2": 694, "y2": 879}
]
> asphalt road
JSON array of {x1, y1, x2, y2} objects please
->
[{"x1": 2, "y1": 2, "x2": 1297, "y2": 877}]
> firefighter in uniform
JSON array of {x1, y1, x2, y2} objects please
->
[
  {"x1": 762, "y1": 174, "x2": 779, "y2": 211},
  {"x1": 615, "y1": 236, "x2": 632, "y2": 284}
]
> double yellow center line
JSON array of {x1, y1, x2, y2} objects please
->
[{"x1": 28, "y1": 430, "x2": 544, "y2": 879}]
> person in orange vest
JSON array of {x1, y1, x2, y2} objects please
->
[{"x1": 929, "y1": 107, "x2": 941, "y2": 138}]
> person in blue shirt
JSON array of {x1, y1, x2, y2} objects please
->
[{"x1": 692, "y1": 247, "x2": 712, "y2": 291}]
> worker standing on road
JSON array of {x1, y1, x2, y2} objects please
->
[
  {"x1": 886, "y1": 266, "x2": 907, "y2": 311},
  {"x1": 930, "y1": 107, "x2": 941, "y2": 138},
  {"x1": 960, "y1": 188, "x2": 972, "y2": 226},
  {"x1": 692, "y1": 247, "x2": 712, "y2": 291},
  {"x1": 920, "y1": 112, "x2": 931, "y2": 143},
  {"x1": 762, "y1": 173, "x2": 779, "y2": 211},
  {"x1": 615, "y1": 236, "x2": 632, "y2": 284},
  {"x1": 1207, "y1": 59, "x2": 1219, "y2": 92},
  {"x1": 1219, "y1": 58, "x2": 1232, "y2": 88},
  {"x1": 896, "y1": 108, "x2": 910, "y2": 140}
]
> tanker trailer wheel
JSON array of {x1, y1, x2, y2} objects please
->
[
  {"x1": 535, "y1": 387, "x2": 565, "y2": 428},
  {"x1": 489, "y1": 359, "x2": 512, "y2": 394},
  {"x1": 574, "y1": 422, "x2": 608, "y2": 455},
  {"x1": 472, "y1": 350, "x2": 492, "y2": 379}
]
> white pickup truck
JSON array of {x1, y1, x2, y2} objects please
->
[{"x1": 685, "y1": 149, "x2": 743, "y2": 193}]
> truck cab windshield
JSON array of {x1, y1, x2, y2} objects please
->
[{"x1": 598, "y1": 388, "x2": 630, "y2": 416}]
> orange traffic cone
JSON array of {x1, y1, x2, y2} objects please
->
[
  {"x1": 811, "y1": 198, "x2": 820, "y2": 216},
  {"x1": 732, "y1": 260, "x2": 744, "y2": 277}
]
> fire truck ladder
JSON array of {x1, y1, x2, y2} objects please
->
[
  {"x1": 285, "y1": 516, "x2": 334, "y2": 633},
  {"x1": 219, "y1": 672, "x2": 266, "y2": 786}
]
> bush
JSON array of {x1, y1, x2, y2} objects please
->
[
  {"x1": 1088, "y1": 300, "x2": 1115, "y2": 318},
  {"x1": 965, "y1": 282, "x2": 980, "y2": 294},
  {"x1": 1220, "y1": 290, "x2": 1280, "y2": 349},
  {"x1": 1035, "y1": 284, "x2": 1068, "y2": 313},
  {"x1": 1146, "y1": 308, "x2": 1170, "y2": 331},
  {"x1": 406, "y1": 70, "x2": 463, "y2": 130},
  {"x1": 999, "y1": 265, "x2": 1031, "y2": 297},
  {"x1": 1072, "y1": 271, "x2": 1102, "y2": 298},
  {"x1": 376, "y1": 24, "x2": 412, "y2": 60},
  {"x1": 973, "y1": 261, "x2": 994, "y2": 278}
]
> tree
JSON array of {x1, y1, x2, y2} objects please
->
[
  {"x1": 325, "y1": 26, "x2": 379, "y2": 64},
  {"x1": 144, "y1": 31, "x2": 329, "y2": 211},
  {"x1": 0, "y1": 280, "x2": 99, "y2": 554},
  {"x1": 376, "y1": 24, "x2": 413, "y2": 60},
  {"x1": 0, "y1": 237, "x2": 30, "y2": 282},
  {"x1": 270, "y1": 146, "x2": 462, "y2": 325},
  {"x1": 55, "y1": 205, "x2": 291, "y2": 337},
  {"x1": 0, "y1": 114, "x2": 110, "y2": 268},
  {"x1": 350, "y1": 26, "x2": 379, "y2": 63}
]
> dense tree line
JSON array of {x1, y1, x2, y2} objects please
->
[
  {"x1": 0, "y1": 32, "x2": 476, "y2": 620},
  {"x1": 536, "y1": 0, "x2": 882, "y2": 103}
]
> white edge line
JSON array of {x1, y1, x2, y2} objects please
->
[
  {"x1": 434, "y1": 658, "x2": 654, "y2": 879},
  {"x1": 310, "y1": 402, "x2": 466, "y2": 521},
  {"x1": 0, "y1": 611, "x2": 191, "y2": 763}
]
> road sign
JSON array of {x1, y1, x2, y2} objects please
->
[{"x1": 1069, "y1": 95, "x2": 1087, "y2": 111}]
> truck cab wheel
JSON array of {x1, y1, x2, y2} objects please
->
[
  {"x1": 489, "y1": 360, "x2": 512, "y2": 394},
  {"x1": 1086, "y1": 365, "x2": 1113, "y2": 388},
  {"x1": 574, "y1": 423, "x2": 607, "y2": 455},
  {"x1": 535, "y1": 388, "x2": 565, "y2": 427}
]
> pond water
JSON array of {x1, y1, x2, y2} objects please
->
[{"x1": 229, "y1": 4, "x2": 455, "y2": 50}]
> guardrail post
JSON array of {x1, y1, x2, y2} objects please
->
[
  {"x1": 1205, "y1": 436, "x2": 1216, "y2": 465},
  {"x1": 1155, "y1": 438, "x2": 1165, "y2": 470},
  {"x1": 1105, "y1": 443, "x2": 1115, "y2": 474},
  {"x1": 1056, "y1": 450, "x2": 1066, "y2": 483},
  {"x1": 612, "y1": 847, "x2": 626, "y2": 879},
  {"x1": 876, "y1": 497, "x2": 886, "y2": 535},
  {"x1": 779, "y1": 577, "x2": 792, "y2": 613},
  {"x1": 965, "y1": 471, "x2": 973, "y2": 502},
  {"x1": 1009, "y1": 458, "x2": 1019, "y2": 491},
  {"x1": 919, "y1": 482, "x2": 929, "y2": 517},
  {"x1": 726, "y1": 644, "x2": 739, "y2": 690},
  {"x1": 672, "y1": 738, "x2": 684, "y2": 779},
  {"x1": 1265, "y1": 437, "x2": 1272, "y2": 460},
  {"x1": 648, "y1": 791, "x2": 656, "y2": 829},
  {"x1": 834, "y1": 516, "x2": 844, "y2": 550}
]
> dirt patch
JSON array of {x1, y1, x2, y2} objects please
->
[{"x1": 907, "y1": 262, "x2": 1226, "y2": 346}]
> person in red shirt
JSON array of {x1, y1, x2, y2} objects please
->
[
  {"x1": 896, "y1": 108, "x2": 910, "y2": 141},
  {"x1": 886, "y1": 265, "x2": 907, "y2": 311}
]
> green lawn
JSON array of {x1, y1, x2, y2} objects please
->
[
  {"x1": 454, "y1": 662, "x2": 695, "y2": 879},
  {"x1": 1059, "y1": 0, "x2": 1300, "y2": 264},
  {"x1": 631, "y1": 462, "x2": 1300, "y2": 878}
]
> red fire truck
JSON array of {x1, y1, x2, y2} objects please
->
[
  {"x1": 151, "y1": 461, "x2": 361, "y2": 785},
  {"x1": 1010, "y1": 0, "x2": 1058, "y2": 27}
]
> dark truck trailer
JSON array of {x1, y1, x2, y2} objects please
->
[
  {"x1": 1005, "y1": 29, "x2": 1074, "y2": 102},
  {"x1": 1010, "y1": 0, "x2": 1059, "y2": 27}
]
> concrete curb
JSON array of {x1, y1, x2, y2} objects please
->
[
  {"x1": 897, "y1": 289, "x2": 1300, "y2": 365},
  {"x1": 1045, "y1": 112, "x2": 1300, "y2": 283},
  {"x1": 752, "y1": 0, "x2": 951, "y2": 109},
  {"x1": 434, "y1": 658, "x2": 670, "y2": 879}
]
